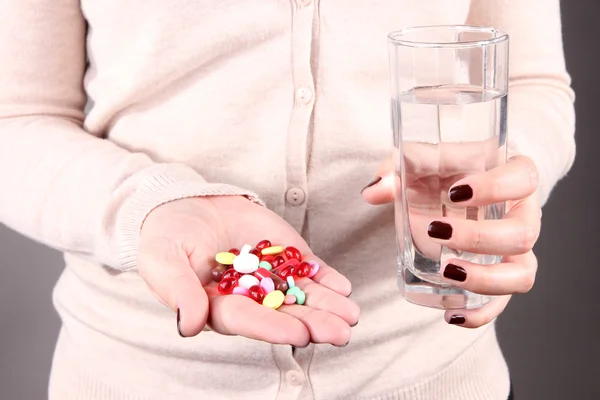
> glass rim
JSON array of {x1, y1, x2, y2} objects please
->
[{"x1": 388, "y1": 25, "x2": 508, "y2": 49}]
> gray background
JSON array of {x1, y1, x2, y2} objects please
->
[{"x1": 0, "y1": 2, "x2": 597, "y2": 399}]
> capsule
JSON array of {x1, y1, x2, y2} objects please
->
[{"x1": 254, "y1": 268, "x2": 289, "y2": 292}]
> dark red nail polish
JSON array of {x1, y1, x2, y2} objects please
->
[
  {"x1": 443, "y1": 264, "x2": 467, "y2": 282},
  {"x1": 449, "y1": 185, "x2": 473, "y2": 202},
  {"x1": 448, "y1": 315, "x2": 466, "y2": 325},
  {"x1": 177, "y1": 308, "x2": 186, "y2": 338},
  {"x1": 428, "y1": 221, "x2": 453, "y2": 240},
  {"x1": 361, "y1": 177, "x2": 382, "y2": 193}
]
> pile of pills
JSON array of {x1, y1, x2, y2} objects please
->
[{"x1": 211, "y1": 239, "x2": 319, "y2": 310}]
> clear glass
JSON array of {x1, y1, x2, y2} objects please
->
[{"x1": 388, "y1": 26, "x2": 509, "y2": 310}]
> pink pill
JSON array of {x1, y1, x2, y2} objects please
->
[
  {"x1": 260, "y1": 277, "x2": 275, "y2": 294},
  {"x1": 284, "y1": 295, "x2": 297, "y2": 305},
  {"x1": 232, "y1": 286, "x2": 249, "y2": 296},
  {"x1": 307, "y1": 261, "x2": 320, "y2": 278}
]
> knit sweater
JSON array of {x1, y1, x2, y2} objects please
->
[{"x1": 0, "y1": 1, "x2": 575, "y2": 399}]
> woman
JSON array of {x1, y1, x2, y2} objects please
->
[{"x1": 0, "y1": 0, "x2": 574, "y2": 399}]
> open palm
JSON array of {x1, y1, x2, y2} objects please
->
[{"x1": 138, "y1": 195, "x2": 359, "y2": 347}]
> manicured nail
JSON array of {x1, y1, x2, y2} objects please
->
[
  {"x1": 361, "y1": 176, "x2": 382, "y2": 193},
  {"x1": 428, "y1": 221, "x2": 453, "y2": 240},
  {"x1": 449, "y1": 185, "x2": 473, "y2": 202},
  {"x1": 448, "y1": 315, "x2": 466, "y2": 325},
  {"x1": 177, "y1": 308, "x2": 186, "y2": 338},
  {"x1": 443, "y1": 264, "x2": 467, "y2": 282}
]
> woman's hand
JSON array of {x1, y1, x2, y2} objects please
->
[
  {"x1": 138, "y1": 195, "x2": 359, "y2": 346},
  {"x1": 362, "y1": 150, "x2": 541, "y2": 329}
]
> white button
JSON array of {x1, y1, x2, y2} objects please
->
[
  {"x1": 286, "y1": 370, "x2": 305, "y2": 386},
  {"x1": 296, "y1": 87, "x2": 313, "y2": 105},
  {"x1": 299, "y1": 0, "x2": 312, "y2": 7},
  {"x1": 285, "y1": 188, "x2": 306, "y2": 206}
]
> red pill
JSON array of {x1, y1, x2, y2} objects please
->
[
  {"x1": 228, "y1": 248, "x2": 241, "y2": 256},
  {"x1": 211, "y1": 264, "x2": 229, "y2": 282},
  {"x1": 261, "y1": 255, "x2": 275, "y2": 263},
  {"x1": 249, "y1": 248, "x2": 261, "y2": 257},
  {"x1": 218, "y1": 277, "x2": 238, "y2": 295},
  {"x1": 272, "y1": 259, "x2": 298, "y2": 277},
  {"x1": 254, "y1": 268, "x2": 289, "y2": 292},
  {"x1": 277, "y1": 265, "x2": 296, "y2": 279},
  {"x1": 295, "y1": 261, "x2": 312, "y2": 278},
  {"x1": 255, "y1": 240, "x2": 272, "y2": 250},
  {"x1": 271, "y1": 255, "x2": 286, "y2": 269},
  {"x1": 222, "y1": 268, "x2": 241, "y2": 281},
  {"x1": 284, "y1": 246, "x2": 302, "y2": 261},
  {"x1": 254, "y1": 267, "x2": 271, "y2": 280},
  {"x1": 248, "y1": 285, "x2": 266, "y2": 303},
  {"x1": 277, "y1": 259, "x2": 299, "y2": 270}
]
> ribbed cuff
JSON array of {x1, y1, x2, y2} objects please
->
[{"x1": 115, "y1": 163, "x2": 264, "y2": 271}]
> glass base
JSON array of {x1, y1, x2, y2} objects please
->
[{"x1": 399, "y1": 267, "x2": 493, "y2": 310}]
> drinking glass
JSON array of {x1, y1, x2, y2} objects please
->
[{"x1": 388, "y1": 26, "x2": 509, "y2": 310}]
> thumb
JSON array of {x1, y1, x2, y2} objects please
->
[
  {"x1": 137, "y1": 236, "x2": 209, "y2": 337},
  {"x1": 361, "y1": 154, "x2": 395, "y2": 205}
]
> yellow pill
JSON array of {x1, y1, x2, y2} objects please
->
[
  {"x1": 215, "y1": 252, "x2": 236, "y2": 265},
  {"x1": 261, "y1": 246, "x2": 284, "y2": 256},
  {"x1": 262, "y1": 290, "x2": 285, "y2": 309}
]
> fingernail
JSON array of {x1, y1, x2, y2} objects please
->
[
  {"x1": 428, "y1": 221, "x2": 453, "y2": 240},
  {"x1": 296, "y1": 342, "x2": 310, "y2": 349},
  {"x1": 177, "y1": 308, "x2": 186, "y2": 338},
  {"x1": 443, "y1": 264, "x2": 467, "y2": 282},
  {"x1": 334, "y1": 341, "x2": 350, "y2": 348},
  {"x1": 351, "y1": 320, "x2": 359, "y2": 327},
  {"x1": 361, "y1": 176, "x2": 382, "y2": 193},
  {"x1": 449, "y1": 185, "x2": 473, "y2": 202},
  {"x1": 448, "y1": 315, "x2": 466, "y2": 325}
]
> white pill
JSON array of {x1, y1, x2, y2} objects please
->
[
  {"x1": 240, "y1": 244, "x2": 253, "y2": 254},
  {"x1": 238, "y1": 274, "x2": 260, "y2": 289},
  {"x1": 233, "y1": 253, "x2": 260, "y2": 274},
  {"x1": 286, "y1": 276, "x2": 295, "y2": 288}
]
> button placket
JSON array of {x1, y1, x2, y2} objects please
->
[{"x1": 283, "y1": 0, "x2": 315, "y2": 230}]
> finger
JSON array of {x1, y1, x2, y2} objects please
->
[
  {"x1": 440, "y1": 251, "x2": 538, "y2": 295},
  {"x1": 361, "y1": 173, "x2": 395, "y2": 205},
  {"x1": 405, "y1": 139, "x2": 500, "y2": 178},
  {"x1": 444, "y1": 295, "x2": 511, "y2": 329},
  {"x1": 427, "y1": 196, "x2": 541, "y2": 255},
  {"x1": 447, "y1": 155, "x2": 539, "y2": 205},
  {"x1": 300, "y1": 254, "x2": 353, "y2": 297},
  {"x1": 138, "y1": 236, "x2": 209, "y2": 337},
  {"x1": 207, "y1": 293, "x2": 311, "y2": 347},
  {"x1": 294, "y1": 278, "x2": 360, "y2": 326},
  {"x1": 280, "y1": 305, "x2": 352, "y2": 346},
  {"x1": 361, "y1": 144, "x2": 526, "y2": 206}
]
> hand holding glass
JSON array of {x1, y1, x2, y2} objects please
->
[{"x1": 388, "y1": 26, "x2": 509, "y2": 310}]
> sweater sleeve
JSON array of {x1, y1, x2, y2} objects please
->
[
  {"x1": 467, "y1": 0, "x2": 576, "y2": 205},
  {"x1": 0, "y1": 1, "x2": 262, "y2": 271}
]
